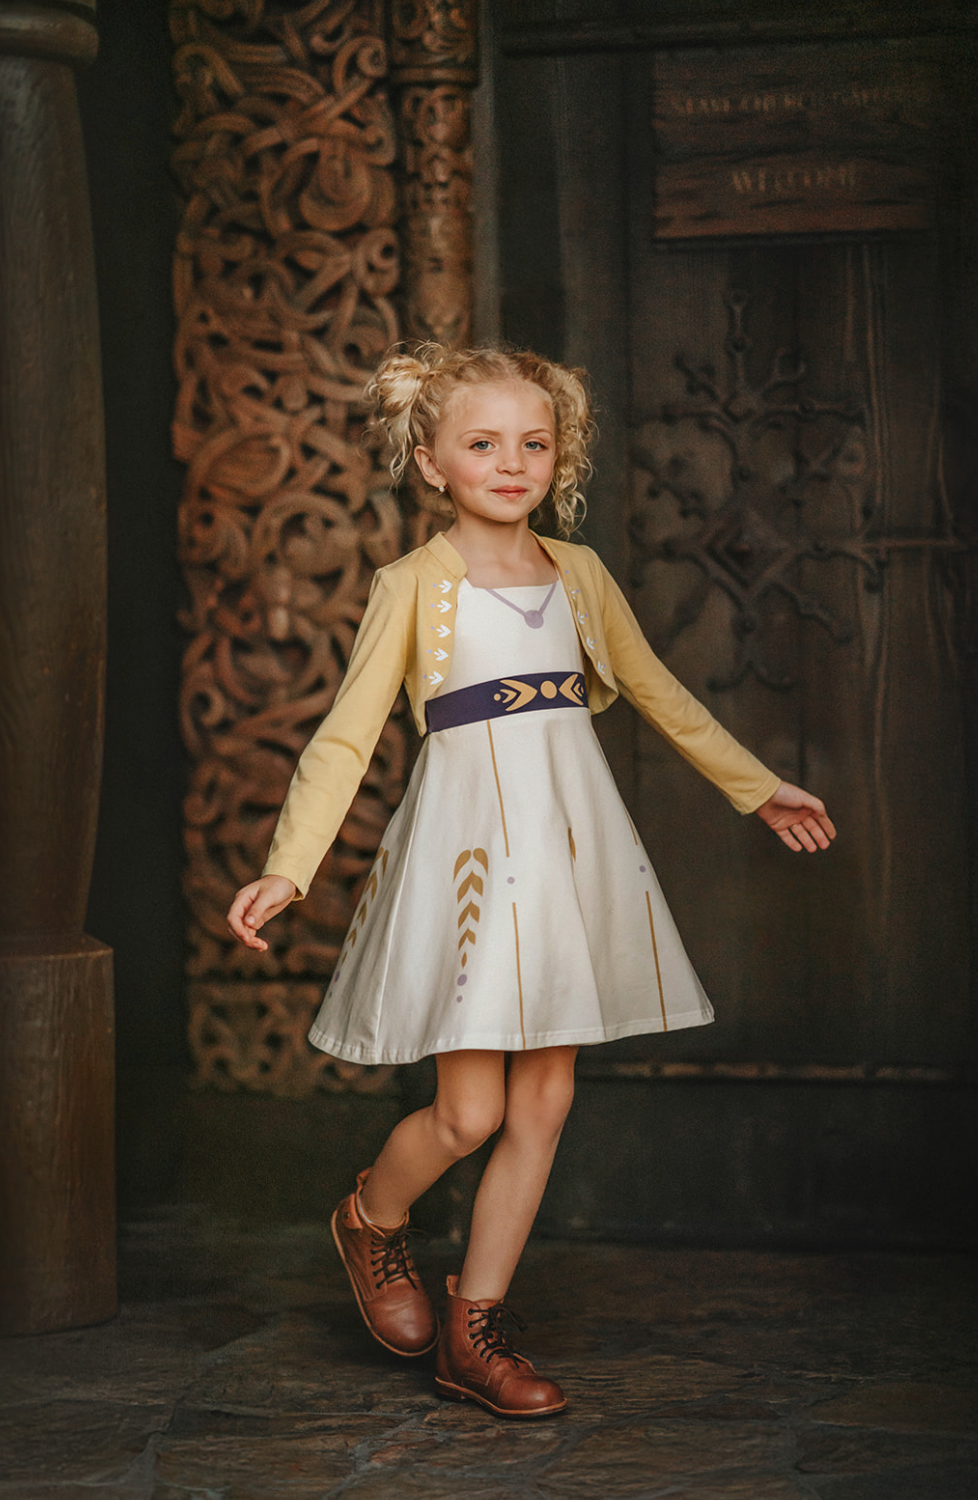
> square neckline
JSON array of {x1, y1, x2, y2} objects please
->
[{"x1": 459, "y1": 575, "x2": 559, "y2": 594}]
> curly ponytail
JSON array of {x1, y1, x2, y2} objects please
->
[{"x1": 363, "y1": 353, "x2": 431, "y2": 486}]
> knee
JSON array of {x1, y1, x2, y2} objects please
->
[
  {"x1": 432, "y1": 1096, "x2": 505, "y2": 1158},
  {"x1": 537, "y1": 1069, "x2": 576, "y2": 1131},
  {"x1": 506, "y1": 1062, "x2": 576, "y2": 1137}
]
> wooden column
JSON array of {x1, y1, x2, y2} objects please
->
[
  {"x1": 388, "y1": 0, "x2": 478, "y2": 347},
  {"x1": 0, "y1": 0, "x2": 115, "y2": 1334}
]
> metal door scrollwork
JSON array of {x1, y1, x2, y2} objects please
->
[{"x1": 629, "y1": 290, "x2": 961, "y2": 690}]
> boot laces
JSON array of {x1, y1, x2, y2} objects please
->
[
  {"x1": 369, "y1": 1224, "x2": 425, "y2": 1289},
  {"x1": 467, "y1": 1301, "x2": 530, "y2": 1367}
]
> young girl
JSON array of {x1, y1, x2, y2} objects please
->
[{"x1": 227, "y1": 345, "x2": 835, "y2": 1419}]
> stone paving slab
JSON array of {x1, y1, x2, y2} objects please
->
[{"x1": 0, "y1": 1213, "x2": 976, "y2": 1498}]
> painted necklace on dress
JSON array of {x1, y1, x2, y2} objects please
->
[{"x1": 485, "y1": 580, "x2": 558, "y2": 629}]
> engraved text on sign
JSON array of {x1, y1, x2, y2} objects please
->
[{"x1": 653, "y1": 42, "x2": 937, "y2": 239}]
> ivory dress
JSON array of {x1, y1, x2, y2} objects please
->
[{"x1": 307, "y1": 574, "x2": 714, "y2": 1065}]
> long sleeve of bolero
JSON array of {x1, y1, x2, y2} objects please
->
[
  {"x1": 262, "y1": 572, "x2": 412, "y2": 898},
  {"x1": 591, "y1": 555, "x2": 781, "y2": 814}
]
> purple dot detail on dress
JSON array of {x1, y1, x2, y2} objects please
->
[
  {"x1": 507, "y1": 876, "x2": 515, "y2": 884},
  {"x1": 639, "y1": 865, "x2": 646, "y2": 872},
  {"x1": 455, "y1": 995, "x2": 463, "y2": 1004},
  {"x1": 457, "y1": 974, "x2": 467, "y2": 986}
]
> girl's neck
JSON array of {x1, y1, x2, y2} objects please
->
[{"x1": 443, "y1": 516, "x2": 555, "y2": 589}]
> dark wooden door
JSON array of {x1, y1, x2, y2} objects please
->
[{"x1": 491, "y1": 9, "x2": 977, "y2": 1245}]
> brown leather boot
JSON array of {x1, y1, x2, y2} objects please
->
[
  {"x1": 331, "y1": 1170, "x2": 438, "y2": 1357},
  {"x1": 435, "y1": 1274, "x2": 567, "y2": 1417}
]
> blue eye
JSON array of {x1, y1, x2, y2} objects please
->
[
  {"x1": 526, "y1": 440, "x2": 548, "y2": 451},
  {"x1": 471, "y1": 439, "x2": 492, "y2": 451}
]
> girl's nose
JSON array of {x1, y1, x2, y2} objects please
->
[{"x1": 497, "y1": 445, "x2": 525, "y2": 473}]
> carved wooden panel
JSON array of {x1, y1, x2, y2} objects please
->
[
  {"x1": 170, "y1": 0, "x2": 407, "y2": 1095},
  {"x1": 629, "y1": 287, "x2": 879, "y2": 691},
  {"x1": 389, "y1": 0, "x2": 477, "y2": 346},
  {"x1": 629, "y1": 285, "x2": 966, "y2": 693}
]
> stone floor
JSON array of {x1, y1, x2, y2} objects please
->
[{"x1": 1, "y1": 1210, "x2": 976, "y2": 1499}]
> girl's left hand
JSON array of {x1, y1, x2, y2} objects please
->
[{"x1": 756, "y1": 782, "x2": 837, "y2": 852}]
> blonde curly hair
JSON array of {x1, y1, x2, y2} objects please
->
[{"x1": 364, "y1": 343, "x2": 594, "y2": 537}]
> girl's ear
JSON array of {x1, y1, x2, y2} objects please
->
[{"x1": 413, "y1": 445, "x2": 444, "y2": 489}]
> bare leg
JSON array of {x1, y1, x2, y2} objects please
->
[
  {"x1": 358, "y1": 1050, "x2": 506, "y2": 1226},
  {"x1": 456, "y1": 1045, "x2": 577, "y2": 1301}
]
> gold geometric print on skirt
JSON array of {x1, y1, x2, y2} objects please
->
[
  {"x1": 454, "y1": 847, "x2": 487, "y2": 969},
  {"x1": 332, "y1": 845, "x2": 389, "y2": 982}
]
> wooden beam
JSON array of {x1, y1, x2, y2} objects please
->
[
  {"x1": 500, "y1": 5, "x2": 978, "y2": 56},
  {"x1": 0, "y1": 0, "x2": 115, "y2": 1335}
]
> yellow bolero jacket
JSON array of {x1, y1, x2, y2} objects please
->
[{"x1": 263, "y1": 530, "x2": 781, "y2": 897}]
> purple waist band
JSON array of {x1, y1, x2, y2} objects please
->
[{"x1": 425, "y1": 670, "x2": 588, "y2": 734}]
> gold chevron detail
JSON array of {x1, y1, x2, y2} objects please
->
[
  {"x1": 334, "y1": 846, "x2": 389, "y2": 969},
  {"x1": 498, "y1": 677, "x2": 538, "y2": 711},
  {"x1": 559, "y1": 673, "x2": 585, "y2": 705},
  {"x1": 455, "y1": 846, "x2": 488, "y2": 957}
]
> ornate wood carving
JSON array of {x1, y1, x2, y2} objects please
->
[
  {"x1": 388, "y1": 0, "x2": 477, "y2": 345},
  {"x1": 170, "y1": 0, "x2": 408, "y2": 1096}
]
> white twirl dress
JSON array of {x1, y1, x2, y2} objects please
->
[{"x1": 308, "y1": 577, "x2": 714, "y2": 1064}]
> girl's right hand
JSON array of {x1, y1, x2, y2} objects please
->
[{"x1": 226, "y1": 874, "x2": 297, "y2": 951}]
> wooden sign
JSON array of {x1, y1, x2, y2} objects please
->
[{"x1": 653, "y1": 42, "x2": 938, "y2": 239}]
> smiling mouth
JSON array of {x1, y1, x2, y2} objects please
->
[{"x1": 493, "y1": 487, "x2": 528, "y2": 498}]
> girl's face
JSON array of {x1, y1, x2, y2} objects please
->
[{"x1": 414, "y1": 379, "x2": 556, "y2": 528}]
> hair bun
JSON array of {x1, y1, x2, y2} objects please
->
[
  {"x1": 367, "y1": 350, "x2": 433, "y2": 421},
  {"x1": 364, "y1": 346, "x2": 442, "y2": 485}
]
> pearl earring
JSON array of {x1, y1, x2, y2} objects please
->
[{"x1": 438, "y1": 483, "x2": 445, "y2": 493}]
